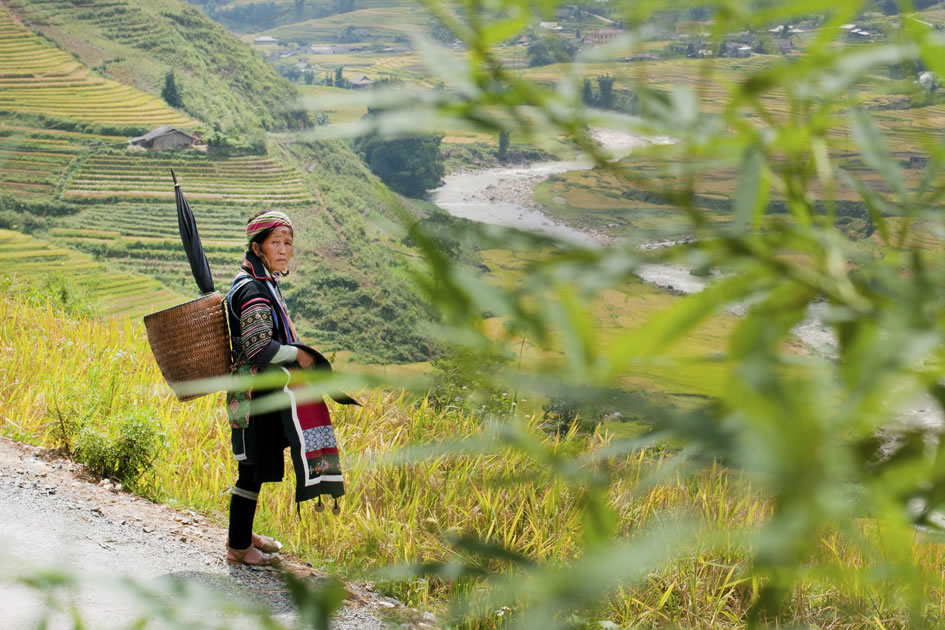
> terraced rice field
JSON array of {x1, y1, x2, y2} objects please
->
[
  {"x1": 265, "y1": 6, "x2": 432, "y2": 44},
  {"x1": 63, "y1": 153, "x2": 315, "y2": 204},
  {"x1": 0, "y1": 122, "x2": 122, "y2": 199},
  {"x1": 0, "y1": 2, "x2": 195, "y2": 127},
  {"x1": 9, "y1": 0, "x2": 179, "y2": 51},
  {"x1": 50, "y1": 223, "x2": 246, "y2": 292},
  {"x1": 53, "y1": 152, "x2": 315, "y2": 289},
  {"x1": 0, "y1": 229, "x2": 183, "y2": 317}
]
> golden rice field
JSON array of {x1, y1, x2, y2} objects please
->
[
  {"x1": 264, "y1": 6, "x2": 432, "y2": 44},
  {"x1": 63, "y1": 153, "x2": 315, "y2": 204},
  {"x1": 6, "y1": 296, "x2": 945, "y2": 626},
  {"x1": 0, "y1": 229, "x2": 183, "y2": 317},
  {"x1": 0, "y1": 2, "x2": 195, "y2": 127}
]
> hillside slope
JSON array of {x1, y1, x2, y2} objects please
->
[
  {"x1": 0, "y1": 6, "x2": 196, "y2": 129},
  {"x1": 3, "y1": 0, "x2": 308, "y2": 134},
  {"x1": 0, "y1": 0, "x2": 447, "y2": 363},
  {"x1": 0, "y1": 229, "x2": 183, "y2": 317},
  {"x1": 185, "y1": 0, "x2": 408, "y2": 33}
]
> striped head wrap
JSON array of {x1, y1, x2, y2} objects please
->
[{"x1": 246, "y1": 210, "x2": 293, "y2": 244}]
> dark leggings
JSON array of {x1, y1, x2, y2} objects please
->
[{"x1": 228, "y1": 462, "x2": 262, "y2": 549}]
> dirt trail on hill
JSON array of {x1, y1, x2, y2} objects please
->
[{"x1": 0, "y1": 436, "x2": 415, "y2": 630}]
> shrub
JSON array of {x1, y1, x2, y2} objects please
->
[
  {"x1": 0, "y1": 210, "x2": 46, "y2": 234},
  {"x1": 427, "y1": 345, "x2": 513, "y2": 417},
  {"x1": 0, "y1": 274, "x2": 97, "y2": 318},
  {"x1": 74, "y1": 408, "x2": 165, "y2": 490}
]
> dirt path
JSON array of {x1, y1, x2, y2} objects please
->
[{"x1": 0, "y1": 436, "x2": 413, "y2": 629}]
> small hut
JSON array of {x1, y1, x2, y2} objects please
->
[
  {"x1": 349, "y1": 74, "x2": 375, "y2": 89},
  {"x1": 130, "y1": 125, "x2": 198, "y2": 151}
]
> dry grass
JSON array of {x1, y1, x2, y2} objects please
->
[{"x1": 6, "y1": 291, "x2": 945, "y2": 624}]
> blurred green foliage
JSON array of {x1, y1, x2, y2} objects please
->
[{"x1": 335, "y1": 0, "x2": 945, "y2": 626}]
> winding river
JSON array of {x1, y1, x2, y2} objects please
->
[{"x1": 429, "y1": 133, "x2": 943, "y2": 434}]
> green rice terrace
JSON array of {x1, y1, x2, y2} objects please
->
[
  {"x1": 0, "y1": 228, "x2": 182, "y2": 316},
  {"x1": 0, "y1": 2, "x2": 195, "y2": 127},
  {"x1": 0, "y1": 123, "x2": 122, "y2": 199},
  {"x1": 54, "y1": 152, "x2": 317, "y2": 290},
  {"x1": 261, "y1": 6, "x2": 433, "y2": 45}
]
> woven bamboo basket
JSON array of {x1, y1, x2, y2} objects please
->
[{"x1": 143, "y1": 292, "x2": 231, "y2": 401}]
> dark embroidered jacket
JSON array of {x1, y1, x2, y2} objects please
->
[{"x1": 225, "y1": 252, "x2": 356, "y2": 504}]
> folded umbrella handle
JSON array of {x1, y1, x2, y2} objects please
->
[{"x1": 171, "y1": 168, "x2": 178, "y2": 186}]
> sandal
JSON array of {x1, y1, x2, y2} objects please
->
[
  {"x1": 226, "y1": 544, "x2": 279, "y2": 567},
  {"x1": 252, "y1": 532, "x2": 283, "y2": 554}
]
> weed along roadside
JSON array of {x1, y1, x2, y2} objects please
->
[{"x1": 0, "y1": 434, "x2": 390, "y2": 629}]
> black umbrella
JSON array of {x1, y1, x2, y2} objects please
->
[{"x1": 172, "y1": 169, "x2": 215, "y2": 294}]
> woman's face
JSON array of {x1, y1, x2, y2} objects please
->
[{"x1": 254, "y1": 226, "x2": 294, "y2": 273}]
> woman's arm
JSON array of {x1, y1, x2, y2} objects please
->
[{"x1": 270, "y1": 344, "x2": 299, "y2": 364}]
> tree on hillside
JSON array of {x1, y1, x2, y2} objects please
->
[
  {"x1": 597, "y1": 74, "x2": 615, "y2": 109},
  {"x1": 527, "y1": 33, "x2": 576, "y2": 67},
  {"x1": 429, "y1": 15, "x2": 454, "y2": 43},
  {"x1": 498, "y1": 130, "x2": 510, "y2": 161},
  {"x1": 333, "y1": 0, "x2": 355, "y2": 14},
  {"x1": 339, "y1": 25, "x2": 360, "y2": 43},
  {"x1": 334, "y1": 66, "x2": 345, "y2": 88},
  {"x1": 527, "y1": 39, "x2": 555, "y2": 67},
  {"x1": 161, "y1": 70, "x2": 183, "y2": 108},
  {"x1": 354, "y1": 115, "x2": 445, "y2": 197},
  {"x1": 276, "y1": 62, "x2": 302, "y2": 82},
  {"x1": 582, "y1": 78, "x2": 595, "y2": 105}
]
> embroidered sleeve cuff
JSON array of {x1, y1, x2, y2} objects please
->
[{"x1": 252, "y1": 340, "x2": 281, "y2": 369}]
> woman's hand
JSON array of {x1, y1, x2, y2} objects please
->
[{"x1": 297, "y1": 349, "x2": 315, "y2": 369}]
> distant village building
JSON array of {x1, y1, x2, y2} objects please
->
[
  {"x1": 539, "y1": 21, "x2": 562, "y2": 30},
  {"x1": 590, "y1": 29, "x2": 623, "y2": 46},
  {"x1": 909, "y1": 154, "x2": 929, "y2": 168},
  {"x1": 768, "y1": 25, "x2": 805, "y2": 34},
  {"x1": 774, "y1": 38, "x2": 793, "y2": 54},
  {"x1": 554, "y1": 7, "x2": 574, "y2": 19},
  {"x1": 253, "y1": 35, "x2": 278, "y2": 45},
  {"x1": 723, "y1": 42, "x2": 752, "y2": 58},
  {"x1": 349, "y1": 74, "x2": 374, "y2": 89},
  {"x1": 330, "y1": 44, "x2": 369, "y2": 54},
  {"x1": 623, "y1": 53, "x2": 658, "y2": 62},
  {"x1": 129, "y1": 125, "x2": 198, "y2": 151},
  {"x1": 310, "y1": 45, "x2": 333, "y2": 54}
]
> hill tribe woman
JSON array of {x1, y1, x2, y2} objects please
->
[{"x1": 224, "y1": 210, "x2": 354, "y2": 566}]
